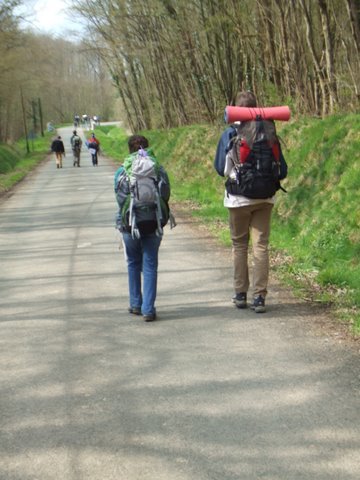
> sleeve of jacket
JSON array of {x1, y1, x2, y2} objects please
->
[
  {"x1": 214, "y1": 127, "x2": 236, "y2": 177},
  {"x1": 114, "y1": 165, "x2": 130, "y2": 229},
  {"x1": 279, "y1": 145, "x2": 288, "y2": 180},
  {"x1": 114, "y1": 166, "x2": 125, "y2": 192}
]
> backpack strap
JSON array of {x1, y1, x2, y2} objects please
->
[
  {"x1": 227, "y1": 124, "x2": 238, "y2": 151},
  {"x1": 153, "y1": 180, "x2": 163, "y2": 237}
]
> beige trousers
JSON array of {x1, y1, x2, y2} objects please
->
[
  {"x1": 228, "y1": 203, "x2": 273, "y2": 297},
  {"x1": 55, "y1": 152, "x2": 63, "y2": 167}
]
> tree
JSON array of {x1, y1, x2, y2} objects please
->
[{"x1": 69, "y1": 0, "x2": 360, "y2": 130}]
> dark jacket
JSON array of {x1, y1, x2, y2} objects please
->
[{"x1": 51, "y1": 138, "x2": 65, "y2": 153}]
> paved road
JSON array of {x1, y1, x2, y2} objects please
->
[{"x1": 1, "y1": 127, "x2": 359, "y2": 480}]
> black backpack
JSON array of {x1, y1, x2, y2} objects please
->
[{"x1": 225, "y1": 117, "x2": 284, "y2": 199}]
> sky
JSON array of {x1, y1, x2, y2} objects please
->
[
  {"x1": 33, "y1": 0, "x2": 68, "y2": 33},
  {"x1": 18, "y1": 0, "x2": 84, "y2": 37}
]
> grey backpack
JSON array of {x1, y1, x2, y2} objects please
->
[{"x1": 115, "y1": 149, "x2": 175, "y2": 238}]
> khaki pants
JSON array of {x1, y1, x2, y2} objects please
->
[
  {"x1": 55, "y1": 152, "x2": 63, "y2": 168},
  {"x1": 228, "y1": 203, "x2": 273, "y2": 297}
]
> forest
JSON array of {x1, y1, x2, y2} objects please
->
[
  {"x1": 72, "y1": 0, "x2": 359, "y2": 131},
  {"x1": 1, "y1": 0, "x2": 359, "y2": 142},
  {"x1": 0, "y1": 0, "x2": 116, "y2": 142}
]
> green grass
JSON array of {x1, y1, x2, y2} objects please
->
[
  {"x1": 98, "y1": 117, "x2": 360, "y2": 336},
  {"x1": 0, "y1": 132, "x2": 54, "y2": 193},
  {"x1": 269, "y1": 115, "x2": 360, "y2": 332},
  {"x1": 95, "y1": 125, "x2": 128, "y2": 159}
]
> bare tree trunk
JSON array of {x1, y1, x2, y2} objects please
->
[
  {"x1": 345, "y1": 0, "x2": 360, "y2": 55},
  {"x1": 299, "y1": 0, "x2": 329, "y2": 115},
  {"x1": 258, "y1": 0, "x2": 282, "y2": 91},
  {"x1": 318, "y1": 0, "x2": 338, "y2": 112},
  {"x1": 273, "y1": 0, "x2": 292, "y2": 98}
]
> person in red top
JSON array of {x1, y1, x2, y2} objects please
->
[{"x1": 87, "y1": 132, "x2": 100, "y2": 166}]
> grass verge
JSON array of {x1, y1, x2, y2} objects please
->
[
  {"x1": 96, "y1": 118, "x2": 360, "y2": 337},
  {"x1": 0, "y1": 132, "x2": 54, "y2": 194}
]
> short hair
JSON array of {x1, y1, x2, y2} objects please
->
[
  {"x1": 235, "y1": 91, "x2": 257, "y2": 107},
  {"x1": 128, "y1": 135, "x2": 149, "y2": 153}
]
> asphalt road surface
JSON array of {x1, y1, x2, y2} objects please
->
[{"x1": 1, "y1": 126, "x2": 359, "y2": 480}]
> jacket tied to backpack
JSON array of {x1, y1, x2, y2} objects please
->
[{"x1": 114, "y1": 148, "x2": 175, "y2": 239}]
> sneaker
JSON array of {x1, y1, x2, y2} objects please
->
[
  {"x1": 143, "y1": 313, "x2": 156, "y2": 322},
  {"x1": 251, "y1": 295, "x2": 266, "y2": 313},
  {"x1": 232, "y1": 292, "x2": 247, "y2": 309},
  {"x1": 128, "y1": 307, "x2": 141, "y2": 315}
]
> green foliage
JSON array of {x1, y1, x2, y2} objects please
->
[
  {"x1": 0, "y1": 145, "x2": 20, "y2": 174},
  {"x1": 273, "y1": 115, "x2": 359, "y2": 263},
  {"x1": 0, "y1": 132, "x2": 52, "y2": 193},
  {"x1": 94, "y1": 126, "x2": 128, "y2": 160},
  {"x1": 271, "y1": 114, "x2": 360, "y2": 332}
]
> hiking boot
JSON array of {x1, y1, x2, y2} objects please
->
[
  {"x1": 143, "y1": 313, "x2": 156, "y2": 322},
  {"x1": 232, "y1": 292, "x2": 247, "y2": 309},
  {"x1": 251, "y1": 295, "x2": 266, "y2": 313},
  {"x1": 128, "y1": 307, "x2": 141, "y2": 315}
]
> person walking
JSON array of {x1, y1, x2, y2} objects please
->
[
  {"x1": 114, "y1": 135, "x2": 171, "y2": 322},
  {"x1": 70, "y1": 130, "x2": 82, "y2": 167},
  {"x1": 51, "y1": 136, "x2": 65, "y2": 168},
  {"x1": 87, "y1": 133, "x2": 100, "y2": 166},
  {"x1": 214, "y1": 91, "x2": 288, "y2": 313}
]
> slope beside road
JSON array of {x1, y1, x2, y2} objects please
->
[{"x1": 0, "y1": 126, "x2": 359, "y2": 480}]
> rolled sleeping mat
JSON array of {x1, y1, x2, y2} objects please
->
[{"x1": 224, "y1": 105, "x2": 291, "y2": 123}]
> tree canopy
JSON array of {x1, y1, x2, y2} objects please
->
[
  {"x1": 0, "y1": 0, "x2": 116, "y2": 143},
  {"x1": 1, "y1": 0, "x2": 359, "y2": 140},
  {"x1": 72, "y1": 0, "x2": 360, "y2": 131}
]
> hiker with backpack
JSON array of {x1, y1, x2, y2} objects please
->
[
  {"x1": 51, "y1": 136, "x2": 65, "y2": 169},
  {"x1": 87, "y1": 133, "x2": 100, "y2": 166},
  {"x1": 114, "y1": 135, "x2": 175, "y2": 322},
  {"x1": 214, "y1": 91, "x2": 288, "y2": 313},
  {"x1": 70, "y1": 130, "x2": 82, "y2": 167}
]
